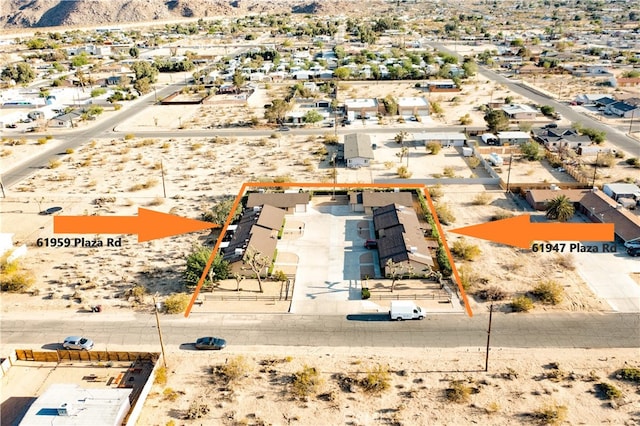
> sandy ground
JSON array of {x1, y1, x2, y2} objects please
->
[
  {"x1": 134, "y1": 346, "x2": 640, "y2": 426},
  {"x1": 2, "y1": 74, "x2": 639, "y2": 425}
]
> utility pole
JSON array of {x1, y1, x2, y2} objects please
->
[
  {"x1": 629, "y1": 110, "x2": 636, "y2": 136},
  {"x1": 505, "y1": 153, "x2": 513, "y2": 193},
  {"x1": 152, "y1": 295, "x2": 168, "y2": 369},
  {"x1": 592, "y1": 151, "x2": 600, "y2": 188},
  {"x1": 485, "y1": 303, "x2": 494, "y2": 372},
  {"x1": 160, "y1": 160, "x2": 167, "y2": 198}
]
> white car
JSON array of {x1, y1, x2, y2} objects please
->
[{"x1": 62, "y1": 336, "x2": 94, "y2": 350}]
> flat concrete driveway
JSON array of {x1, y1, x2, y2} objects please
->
[{"x1": 278, "y1": 201, "x2": 380, "y2": 314}]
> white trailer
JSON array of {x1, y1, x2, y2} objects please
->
[{"x1": 389, "y1": 301, "x2": 425, "y2": 321}]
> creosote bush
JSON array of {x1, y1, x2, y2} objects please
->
[
  {"x1": 451, "y1": 238, "x2": 482, "y2": 261},
  {"x1": 511, "y1": 295, "x2": 534, "y2": 312},
  {"x1": 435, "y1": 202, "x2": 456, "y2": 225},
  {"x1": 221, "y1": 356, "x2": 250, "y2": 383},
  {"x1": 472, "y1": 192, "x2": 492, "y2": 205},
  {"x1": 596, "y1": 382, "x2": 622, "y2": 400},
  {"x1": 445, "y1": 380, "x2": 472, "y2": 403},
  {"x1": 154, "y1": 366, "x2": 167, "y2": 385},
  {"x1": 428, "y1": 184, "x2": 443, "y2": 199},
  {"x1": 426, "y1": 142, "x2": 441, "y2": 155},
  {"x1": 360, "y1": 365, "x2": 391, "y2": 394},
  {"x1": 531, "y1": 280, "x2": 564, "y2": 305},
  {"x1": 476, "y1": 286, "x2": 507, "y2": 301},
  {"x1": 616, "y1": 367, "x2": 640, "y2": 383},
  {"x1": 1, "y1": 256, "x2": 35, "y2": 293},
  {"x1": 534, "y1": 402, "x2": 567, "y2": 426},
  {"x1": 291, "y1": 365, "x2": 322, "y2": 398},
  {"x1": 163, "y1": 293, "x2": 189, "y2": 314}
]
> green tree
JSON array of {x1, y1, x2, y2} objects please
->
[
  {"x1": 1, "y1": 63, "x2": 35, "y2": 84},
  {"x1": 334, "y1": 66, "x2": 351, "y2": 80},
  {"x1": 71, "y1": 53, "x2": 89, "y2": 68},
  {"x1": 462, "y1": 60, "x2": 478, "y2": 77},
  {"x1": 202, "y1": 197, "x2": 242, "y2": 224},
  {"x1": 484, "y1": 109, "x2": 510, "y2": 133},
  {"x1": 540, "y1": 105, "x2": 555, "y2": 116},
  {"x1": 232, "y1": 69, "x2": 246, "y2": 92},
  {"x1": 133, "y1": 77, "x2": 151, "y2": 95},
  {"x1": 303, "y1": 110, "x2": 323, "y2": 124},
  {"x1": 184, "y1": 245, "x2": 230, "y2": 289},
  {"x1": 131, "y1": 61, "x2": 158, "y2": 83},
  {"x1": 520, "y1": 141, "x2": 543, "y2": 160},
  {"x1": 129, "y1": 46, "x2": 139, "y2": 58},
  {"x1": 264, "y1": 99, "x2": 293, "y2": 124},
  {"x1": 545, "y1": 195, "x2": 575, "y2": 222}
]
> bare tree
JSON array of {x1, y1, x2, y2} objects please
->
[
  {"x1": 243, "y1": 246, "x2": 270, "y2": 293},
  {"x1": 385, "y1": 258, "x2": 402, "y2": 292},
  {"x1": 232, "y1": 272, "x2": 244, "y2": 292}
]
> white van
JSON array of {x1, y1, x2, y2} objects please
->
[{"x1": 389, "y1": 301, "x2": 425, "y2": 321}]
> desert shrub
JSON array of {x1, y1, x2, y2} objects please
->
[
  {"x1": 476, "y1": 286, "x2": 507, "y2": 301},
  {"x1": 65, "y1": 148, "x2": 74, "y2": 154},
  {"x1": 426, "y1": 142, "x2": 441, "y2": 155},
  {"x1": 534, "y1": 402, "x2": 567, "y2": 425},
  {"x1": 531, "y1": 280, "x2": 563, "y2": 305},
  {"x1": 451, "y1": 238, "x2": 482, "y2": 261},
  {"x1": 129, "y1": 285, "x2": 146, "y2": 303},
  {"x1": 490, "y1": 210, "x2": 514, "y2": 221},
  {"x1": 459, "y1": 114, "x2": 472, "y2": 125},
  {"x1": 445, "y1": 380, "x2": 472, "y2": 403},
  {"x1": 458, "y1": 265, "x2": 479, "y2": 291},
  {"x1": 163, "y1": 387, "x2": 180, "y2": 401},
  {"x1": 553, "y1": 254, "x2": 575, "y2": 270},
  {"x1": 616, "y1": 367, "x2": 640, "y2": 382},
  {"x1": 155, "y1": 366, "x2": 167, "y2": 385},
  {"x1": 361, "y1": 287, "x2": 370, "y2": 299},
  {"x1": 443, "y1": 166, "x2": 455, "y2": 177},
  {"x1": 292, "y1": 365, "x2": 322, "y2": 398},
  {"x1": 48, "y1": 158, "x2": 61, "y2": 169},
  {"x1": 472, "y1": 192, "x2": 492, "y2": 205},
  {"x1": 596, "y1": 152, "x2": 616, "y2": 168},
  {"x1": 397, "y1": 166, "x2": 412, "y2": 178},
  {"x1": 163, "y1": 293, "x2": 189, "y2": 314},
  {"x1": 436, "y1": 247, "x2": 452, "y2": 277},
  {"x1": 124, "y1": 133, "x2": 135, "y2": 140},
  {"x1": 468, "y1": 156, "x2": 480, "y2": 168},
  {"x1": 511, "y1": 295, "x2": 534, "y2": 312},
  {"x1": 625, "y1": 157, "x2": 640, "y2": 167},
  {"x1": 37, "y1": 137, "x2": 47, "y2": 145},
  {"x1": 485, "y1": 401, "x2": 500, "y2": 414},
  {"x1": 324, "y1": 134, "x2": 339, "y2": 144},
  {"x1": 428, "y1": 184, "x2": 443, "y2": 199},
  {"x1": 0, "y1": 257, "x2": 35, "y2": 292},
  {"x1": 596, "y1": 382, "x2": 622, "y2": 400},
  {"x1": 221, "y1": 356, "x2": 250, "y2": 382},
  {"x1": 360, "y1": 365, "x2": 390, "y2": 394},
  {"x1": 435, "y1": 202, "x2": 456, "y2": 225},
  {"x1": 147, "y1": 197, "x2": 165, "y2": 206}
]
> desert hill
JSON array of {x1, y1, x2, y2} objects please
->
[{"x1": 1, "y1": 0, "x2": 386, "y2": 29}]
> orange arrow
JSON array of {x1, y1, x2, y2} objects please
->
[
  {"x1": 449, "y1": 215, "x2": 614, "y2": 249},
  {"x1": 54, "y1": 208, "x2": 218, "y2": 242}
]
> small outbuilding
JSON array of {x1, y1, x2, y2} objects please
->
[{"x1": 344, "y1": 133, "x2": 374, "y2": 168}]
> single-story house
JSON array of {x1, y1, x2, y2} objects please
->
[
  {"x1": 525, "y1": 189, "x2": 590, "y2": 211},
  {"x1": 532, "y1": 128, "x2": 592, "y2": 151},
  {"x1": 344, "y1": 98, "x2": 379, "y2": 116},
  {"x1": 578, "y1": 190, "x2": 640, "y2": 244},
  {"x1": 344, "y1": 133, "x2": 374, "y2": 168},
  {"x1": 221, "y1": 204, "x2": 285, "y2": 275},
  {"x1": 47, "y1": 111, "x2": 82, "y2": 128},
  {"x1": 349, "y1": 191, "x2": 414, "y2": 214},
  {"x1": 496, "y1": 131, "x2": 531, "y2": 145},
  {"x1": 501, "y1": 104, "x2": 538, "y2": 120},
  {"x1": 372, "y1": 204, "x2": 435, "y2": 277},
  {"x1": 397, "y1": 97, "x2": 430, "y2": 117},
  {"x1": 574, "y1": 94, "x2": 610, "y2": 105},
  {"x1": 413, "y1": 132, "x2": 466, "y2": 147},
  {"x1": 605, "y1": 101, "x2": 639, "y2": 118},
  {"x1": 602, "y1": 183, "x2": 640, "y2": 202},
  {"x1": 246, "y1": 192, "x2": 311, "y2": 213}
]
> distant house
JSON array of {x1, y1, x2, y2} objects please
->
[
  {"x1": 602, "y1": 183, "x2": 640, "y2": 202},
  {"x1": 496, "y1": 131, "x2": 531, "y2": 145},
  {"x1": 532, "y1": 128, "x2": 591, "y2": 151},
  {"x1": 412, "y1": 132, "x2": 466, "y2": 147},
  {"x1": 349, "y1": 191, "x2": 414, "y2": 214},
  {"x1": 615, "y1": 77, "x2": 640, "y2": 88},
  {"x1": 344, "y1": 98, "x2": 379, "y2": 116},
  {"x1": 397, "y1": 97, "x2": 430, "y2": 117},
  {"x1": 574, "y1": 94, "x2": 610, "y2": 105},
  {"x1": 420, "y1": 79, "x2": 459, "y2": 92},
  {"x1": 47, "y1": 111, "x2": 82, "y2": 128},
  {"x1": 605, "y1": 100, "x2": 640, "y2": 118},
  {"x1": 525, "y1": 189, "x2": 590, "y2": 211},
  {"x1": 344, "y1": 133, "x2": 374, "y2": 168},
  {"x1": 221, "y1": 204, "x2": 285, "y2": 275},
  {"x1": 501, "y1": 104, "x2": 538, "y2": 120},
  {"x1": 372, "y1": 204, "x2": 435, "y2": 277},
  {"x1": 578, "y1": 190, "x2": 640, "y2": 243},
  {"x1": 246, "y1": 192, "x2": 311, "y2": 213}
]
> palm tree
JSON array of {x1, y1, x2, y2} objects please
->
[{"x1": 545, "y1": 195, "x2": 575, "y2": 222}]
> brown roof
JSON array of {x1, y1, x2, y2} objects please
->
[
  {"x1": 222, "y1": 205, "x2": 284, "y2": 263},
  {"x1": 579, "y1": 191, "x2": 640, "y2": 242},
  {"x1": 526, "y1": 189, "x2": 590, "y2": 205},
  {"x1": 255, "y1": 204, "x2": 286, "y2": 231},
  {"x1": 246, "y1": 192, "x2": 310, "y2": 209},
  {"x1": 362, "y1": 191, "x2": 413, "y2": 208}
]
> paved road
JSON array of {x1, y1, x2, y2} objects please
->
[
  {"x1": 1, "y1": 312, "x2": 638, "y2": 349},
  {"x1": 429, "y1": 42, "x2": 640, "y2": 154}
]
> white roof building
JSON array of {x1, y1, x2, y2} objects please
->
[{"x1": 19, "y1": 384, "x2": 132, "y2": 426}]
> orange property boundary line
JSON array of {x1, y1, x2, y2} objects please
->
[{"x1": 185, "y1": 182, "x2": 472, "y2": 317}]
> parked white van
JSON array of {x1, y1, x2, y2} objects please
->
[{"x1": 389, "y1": 301, "x2": 425, "y2": 321}]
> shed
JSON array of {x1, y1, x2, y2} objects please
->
[
  {"x1": 497, "y1": 131, "x2": 531, "y2": 145},
  {"x1": 603, "y1": 183, "x2": 640, "y2": 201},
  {"x1": 413, "y1": 132, "x2": 466, "y2": 147},
  {"x1": 344, "y1": 133, "x2": 374, "y2": 168}
]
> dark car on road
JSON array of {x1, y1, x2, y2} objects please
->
[
  {"x1": 627, "y1": 247, "x2": 640, "y2": 257},
  {"x1": 62, "y1": 336, "x2": 94, "y2": 350},
  {"x1": 195, "y1": 337, "x2": 227, "y2": 350}
]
